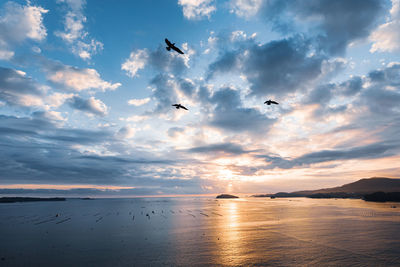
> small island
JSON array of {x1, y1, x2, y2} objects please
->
[{"x1": 216, "y1": 194, "x2": 239, "y2": 199}]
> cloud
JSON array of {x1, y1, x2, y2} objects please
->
[
  {"x1": 339, "y1": 76, "x2": 363, "y2": 96},
  {"x1": 306, "y1": 83, "x2": 335, "y2": 105},
  {"x1": 370, "y1": 0, "x2": 400, "y2": 53},
  {"x1": 122, "y1": 46, "x2": 190, "y2": 78},
  {"x1": 178, "y1": 0, "x2": 216, "y2": 20},
  {"x1": 127, "y1": 97, "x2": 150, "y2": 106},
  {"x1": 45, "y1": 92, "x2": 74, "y2": 109},
  {"x1": 121, "y1": 49, "x2": 149, "y2": 78},
  {"x1": 0, "y1": 66, "x2": 77, "y2": 111},
  {"x1": 261, "y1": 142, "x2": 396, "y2": 169},
  {"x1": 116, "y1": 125, "x2": 136, "y2": 139},
  {"x1": 230, "y1": 0, "x2": 264, "y2": 18},
  {"x1": 168, "y1": 127, "x2": 185, "y2": 137},
  {"x1": 208, "y1": 36, "x2": 324, "y2": 97},
  {"x1": 0, "y1": 115, "x2": 120, "y2": 184},
  {"x1": 361, "y1": 86, "x2": 400, "y2": 116},
  {"x1": 43, "y1": 60, "x2": 121, "y2": 92},
  {"x1": 0, "y1": 49, "x2": 14, "y2": 60},
  {"x1": 177, "y1": 78, "x2": 196, "y2": 98},
  {"x1": 368, "y1": 62, "x2": 400, "y2": 86},
  {"x1": 145, "y1": 70, "x2": 275, "y2": 133},
  {"x1": 0, "y1": 114, "x2": 194, "y2": 188},
  {"x1": 260, "y1": 0, "x2": 384, "y2": 55},
  {"x1": 187, "y1": 142, "x2": 251, "y2": 155},
  {"x1": 0, "y1": 1, "x2": 48, "y2": 59},
  {"x1": 32, "y1": 110, "x2": 66, "y2": 122},
  {"x1": 146, "y1": 74, "x2": 178, "y2": 115},
  {"x1": 67, "y1": 96, "x2": 108, "y2": 116},
  {"x1": 0, "y1": 66, "x2": 46, "y2": 107},
  {"x1": 123, "y1": 115, "x2": 149, "y2": 122},
  {"x1": 55, "y1": 0, "x2": 103, "y2": 60},
  {"x1": 201, "y1": 86, "x2": 276, "y2": 134}
]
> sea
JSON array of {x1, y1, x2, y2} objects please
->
[{"x1": 0, "y1": 197, "x2": 399, "y2": 266}]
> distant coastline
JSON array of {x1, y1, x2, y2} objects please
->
[
  {"x1": 0, "y1": 197, "x2": 66, "y2": 203},
  {"x1": 253, "y1": 177, "x2": 400, "y2": 202}
]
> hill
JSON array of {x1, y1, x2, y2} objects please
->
[
  {"x1": 254, "y1": 177, "x2": 400, "y2": 200},
  {"x1": 294, "y1": 177, "x2": 400, "y2": 195}
]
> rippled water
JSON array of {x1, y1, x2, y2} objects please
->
[{"x1": 0, "y1": 197, "x2": 399, "y2": 266}]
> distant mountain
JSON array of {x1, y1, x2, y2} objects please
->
[
  {"x1": 294, "y1": 177, "x2": 400, "y2": 195},
  {"x1": 254, "y1": 177, "x2": 400, "y2": 199}
]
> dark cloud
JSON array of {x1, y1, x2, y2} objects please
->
[
  {"x1": 148, "y1": 45, "x2": 189, "y2": 75},
  {"x1": 262, "y1": 0, "x2": 384, "y2": 55},
  {"x1": 205, "y1": 87, "x2": 275, "y2": 133},
  {"x1": 303, "y1": 63, "x2": 400, "y2": 148},
  {"x1": 340, "y1": 76, "x2": 363, "y2": 96},
  {"x1": 305, "y1": 62, "x2": 400, "y2": 120},
  {"x1": 307, "y1": 83, "x2": 334, "y2": 104},
  {"x1": 360, "y1": 87, "x2": 400, "y2": 115},
  {"x1": 146, "y1": 74, "x2": 178, "y2": 115},
  {"x1": 368, "y1": 63, "x2": 400, "y2": 86},
  {"x1": 205, "y1": 0, "x2": 384, "y2": 101},
  {"x1": 207, "y1": 36, "x2": 324, "y2": 97},
  {"x1": 67, "y1": 96, "x2": 108, "y2": 116},
  {"x1": 0, "y1": 114, "x2": 183, "y2": 185},
  {"x1": 147, "y1": 75, "x2": 276, "y2": 134},
  {"x1": 260, "y1": 142, "x2": 396, "y2": 169},
  {"x1": 0, "y1": 66, "x2": 44, "y2": 106},
  {"x1": 246, "y1": 37, "x2": 323, "y2": 97},
  {"x1": 357, "y1": 63, "x2": 400, "y2": 116},
  {"x1": 177, "y1": 78, "x2": 196, "y2": 98},
  {"x1": 187, "y1": 142, "x2": 251, "y2": 155},
  {"x1": 207, "y1": 51, "x2": 239, "y2": 80},
  {"x1": 329, "y1": 124, "x2": 360, "y2": 134},
  {"x1": 77, "y1": 155, "x2": 174, "y2": 165},
  {"x1": 368, "y1": 69, "x2": 385, "y2": 82}
]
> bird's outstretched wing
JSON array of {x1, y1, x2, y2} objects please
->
[
  {"x1": 172, "y1": 46, "x2": 184, "y2": 54},
  {"x1": 180, "y1": 105, "x2": 188, "y2": 110},
  {"x1": 271, "y1": 101, "x2": 279, "y2": 105},
  {"x1": 165, "y1": 38, "x2": 172, "y2": 46}
]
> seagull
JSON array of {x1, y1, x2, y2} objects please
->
[
  {"x1": 172, "y1": 104, "x2": 188, "y2": 110},
  {"x1": 264, "y1": 99, "x2": 279, "y2": 105},
  {"x1": 165, "y1": 38, "x2": 184, "y2": 54}
]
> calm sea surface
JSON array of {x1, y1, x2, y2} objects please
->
[{"x1": 0, "y1": 197, "x2": 399, "y2": 266}]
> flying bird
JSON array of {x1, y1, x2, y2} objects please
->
[
  {"x1": 172, "y1": 104, "x2": 188, "y2": 110},
  {"x1": 165, "y1": 38, "x2": 184, "y2": 54},
  {"x1": 264, "y1": 100, "x2": 279, "y2": 105}
]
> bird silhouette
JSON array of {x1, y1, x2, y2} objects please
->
[
  {"x1": 165, "y1": 38, "x2": 184, "y2": 54},
  {"x1": 172, "y1": 104, "x2": 188, "y2": 110},
  {"x1": 264, "y1": 100, "x2": 279, "y2": 105}
]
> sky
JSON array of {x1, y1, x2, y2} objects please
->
[{"x1": 0, "y1": 0, "x2": 400, "y2": 197}]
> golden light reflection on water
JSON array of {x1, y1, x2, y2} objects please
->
[
  {"x1": 227, "y1": 201, "x2": 238, "y2": 228},
  {"x1": 213, "y1": 200, "x2": 248, "y2": 266}
]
